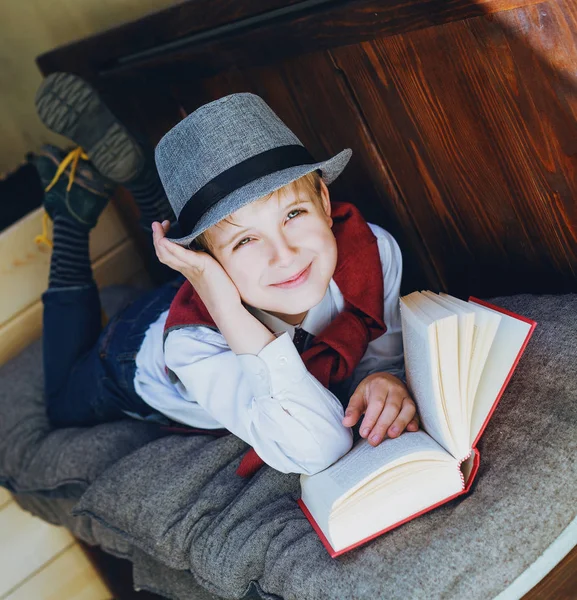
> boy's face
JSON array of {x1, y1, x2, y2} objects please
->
[{"x1": 206, "y1": 179, "x2": 337, "y2": 325}]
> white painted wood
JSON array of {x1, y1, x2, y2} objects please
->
[
  {"x1": 0, "y1": 238, "x2": 144, "y2": 367},
  {"x1": 0, "y1": 0, "x2": 180, "y2": 173},
  {"x1": 0, "y1": 486, "x2": 12, "y2": 509},
  {"x1": 0, "y1": 502, "x2": 74, "y2": 597},
  {"x1": 5, "y1": 543, "x2": 111, "y2": 600},
  {"x1": 0, "y1": 204, "x2": 128, "y2": 328}
]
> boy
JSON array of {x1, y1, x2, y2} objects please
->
[{"x1": 36, "y1": 80, "x2": 417, "y2": 475}]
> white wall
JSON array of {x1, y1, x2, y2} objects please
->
[{"x1": 0, "y1": 0, "x2": 181, "y2": 173}]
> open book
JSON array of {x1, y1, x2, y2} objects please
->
[{"x1": 298, "y1": 293, "x2": 536, "y2": 557}]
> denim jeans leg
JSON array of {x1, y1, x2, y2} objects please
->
[
  {"x1": 97, "y1": 279, "x2": 181, "y2": 422},
  {"x1": 42, "y1": 283, "x2": 114, "y2": 426}
]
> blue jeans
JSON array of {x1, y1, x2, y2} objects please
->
[{"x1": 42, "y1": 278, "x2": 182, "y2": 427}]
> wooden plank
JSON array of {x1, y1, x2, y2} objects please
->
[
  {"x1": 0, "y1": 502, "x2": 74, "y2": 597},
  {"x1": 0, "y1": 204, "x2": 128, "y2": 328},
  {"x1": 36, "y1": 0, "x2": 543, "y2": 83},
  {"x1": 330, "y1": 2, "x2": 577, "y2": 296},
  {"x1": 0, "y1": 486, "x2": 12, "y2": 509},
  {"x1": 101, "y1": 0, "x2": 543, "y2": 82},
  {"x1": 36, "y1": 0, "x2": 303, "y2": 76},
  {"x1": 523, "y1": 544, "x2": 577, "y2": 600},
  {"x1": 5, "y1": 544, "x2": 110, "y2": 600},
  {"x1": 0, "y1": 302, "x2": 43, "y2": 369},
  {"x1": 0, "y1": 238, "x2": 144, "y2": 367}
]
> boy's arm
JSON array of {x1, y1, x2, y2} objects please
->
[
  {"x1": 152, "y1": 220, "x2": 277, "y2": 356},
  {"x1": 209, "y1": 301, "x2": 276, "y2": 356},
  {"x1": 165, "y1": 328, "x2": 353, "y2": 475}
]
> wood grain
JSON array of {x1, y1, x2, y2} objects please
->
[
  {"x1": 523, "y1": 544, "x2": 577, "y2": 599},
  {"x1": 37, "y1": 0, "x2": 304, "y2": 77},
  {"x1": 331, "y1": 1, "x2": 577, "y2": 295},
  {"x1": 48, "y1": 0, "x2": 542, "y2": 82}
]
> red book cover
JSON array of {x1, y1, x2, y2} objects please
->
[{"x1": 299, "y1": 299, "x2": 536, "y2": 557}]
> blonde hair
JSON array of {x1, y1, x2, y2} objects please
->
[{"x1": 194, "y1": 170, "x2": 323, "y2": 253}]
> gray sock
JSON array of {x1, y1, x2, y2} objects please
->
[
  {"x1": 49, "y1": 215, "x2": 93, "y2": 288},
  {"x1": 126, "y1": 167, "x2": 175, "y2": 226}
]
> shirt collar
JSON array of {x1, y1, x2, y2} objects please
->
[{"x1": 247, "y1": 282, "x2": 337, "y2": 338}]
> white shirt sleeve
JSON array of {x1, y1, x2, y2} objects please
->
[
  {"x1": 164, "y1": 328, "x2": 353, "y2": 475},
  {"x1": 347, "y1": 224, "x2": 405, "y2": 395}
]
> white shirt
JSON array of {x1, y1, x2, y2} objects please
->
[{"x1": 133, "y1": 223, "x2": 404, "y2": 475}]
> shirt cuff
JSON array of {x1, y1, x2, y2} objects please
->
[{"x1": 237, "y1": 332, "x2": 307, "y2": 398}]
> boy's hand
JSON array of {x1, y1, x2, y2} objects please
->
[
  {"x1": 342, "y1": 372, "x2": 419, "y2": 446},
  {"x1": 152, "y1": 221, "x2": 241, "y2": 312}
]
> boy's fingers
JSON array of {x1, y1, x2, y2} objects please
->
[
  {"x1": 154, "y1": 238, "x2": 183, "y2": 270},
  {"x1": 406, "y1": 416, "x2": 419, "y2": 432},
  {"x1": 386, "y1": 398, "x2": 417, "y2": 438},
  {"x1": 152, "y1": 224, "x2": 171, "y2": 261},
  {"x1": 342, "y1": 389, "x2": 366, "y2": 426},
  {"x1": 359, "y1": 392, "x2": 392, "y2": 440},
  {"x1": 162, "y1": 220, "x2": 171, "y2": 234},
  {"x1": 151, "y1": 221, "x2": 164, "y2": 241},
  {"x1": 366, "y1": 393, "x2": 403, "y2": 445},
  {"x1": 157, "y1": 239, "x2": 192, "y2": 268},
  {"x1": 162, "y1": 238, "x2": 197, "y2": 262},
  {"x1": 342, "y1": 408, "x2": 362, "y2": 427}
]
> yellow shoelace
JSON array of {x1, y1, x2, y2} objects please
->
[
  {"x1": 34, "y1": 211, "x2": 54, "y2": 249},
  {"x1": 33, "y1": 147, "x2": 108, "y2": 325},
  {"x1": 35, "y1": 147, "x2": 88, "y2": 250}
]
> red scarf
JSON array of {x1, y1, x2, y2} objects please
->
[{"x1": 164, "y1": 201, "x2": 386, "y2": 475}]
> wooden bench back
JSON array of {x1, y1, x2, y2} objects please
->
[{"x1": 37, "y1": 0, "x2": 577, "y2": 296}]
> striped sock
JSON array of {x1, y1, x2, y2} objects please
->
[
  {"x1": 125, "y1": 167, "x2": 175, "y2": 225},
  {"x1": 49, "y1": 215, "x2": 93, "y2": 288}
]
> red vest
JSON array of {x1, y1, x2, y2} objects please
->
[{"x1": 164, "y1": 201, "x2": 386, "y2": 476}]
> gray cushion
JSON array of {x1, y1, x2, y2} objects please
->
[
  {"x1": 72, "y1": 294, "x2": 577, "y2": 600},
  {"x1": 131, "y1": 548, "x2": 227, "y2": 600},
  {"x1": 0, "y1": 286, "x2": 163, "y2": 496}
]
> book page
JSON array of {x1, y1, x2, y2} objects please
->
[
  {"x1": 439, "y1": 294, "x2": 501, "y2": 413},
  {"x1": 329, "y1": 458, "x2": 464, "y2": 551},
  {"x1": 400, "y1": 296, "x2": 461, "y2": 457},
  {"x1": 469, "y1": 301, "x2": 534, "y2": 445},
  {"x1": 326, "y1": 431, "x2": 448, "y2": 495},
  {"x1": 422, "y1": 291, "x2": 475, "y2": 426},
  {"x1": 300, "y1": 431, "x2": 455, "y2": 541}
]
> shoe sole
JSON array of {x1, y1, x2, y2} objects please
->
[{"x1": 35, "y1": 73, "x2": 144, "y2": 184}]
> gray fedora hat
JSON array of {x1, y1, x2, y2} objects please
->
[{"x1": 155, "y1": 93, "x2": 352, "y2": 247}]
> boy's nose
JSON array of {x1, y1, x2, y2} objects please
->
[{"x1": 268, "y1": 234, "x2": 297, "y2": 267}]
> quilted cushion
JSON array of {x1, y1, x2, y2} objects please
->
[
  {"x1": 0, "y1": 286, "x2": 164, "y2": 496},
  {"x1": 72, "y1": 294, "x2": 577, "y2": 600}
]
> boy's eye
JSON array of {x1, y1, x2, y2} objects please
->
[
  {"x1": 286, "y1": 208, "x2": 304, "y2": 220},
  {"x1": 234, "y1": 237, "x2": 252, "y2": 250}
]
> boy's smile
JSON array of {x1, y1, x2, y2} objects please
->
[
  {"x1": 270, "y1": 263, "x2": 312, "y2": 289},
  {"x1": 206, "y1": 178, "x2": 337, "y2": 325}
]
